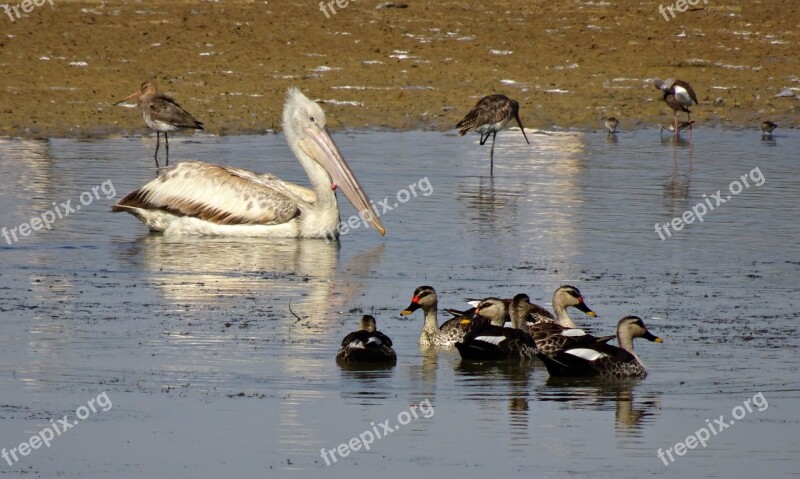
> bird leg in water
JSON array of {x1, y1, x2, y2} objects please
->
[
  {"x1": 165, "y1": 132, "x2": 170, "y2": 166},
  {"x1": 489, "y1": 131, "x2": 497, "y2": 176},
  {"x1": 154, "y1": 132, "x2": 161, "y2": 169}
]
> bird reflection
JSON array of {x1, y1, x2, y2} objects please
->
[
  {"x1": 454, "y1": 360, "x2": 534, "y2": 445},
  {"x1": 538, "y1": 376, "x2": 661, "y2": 437},
  {"x1": 457, "y1": 176, "x2": 523, "y2": 235}
]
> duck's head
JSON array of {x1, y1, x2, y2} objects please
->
[
  {"x1": 554, "y1": 285, "x2": 597, "y2": 317},
  {"x1": 510, "y1": 293, "x2": 532, "y2": 329},
  {"x1": 401, "y1": 286, "x2": 437, "y2": 316},
  {"x1": 359, "y1": 315, "x2": 377, "y2": 333},
  {"x1": 472, "y1": 297, "x2": 508, "y2": 326},
  {"x1": 618, "y1": 316, "x2": 662, "y2": 343}
]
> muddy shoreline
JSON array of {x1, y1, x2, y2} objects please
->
[{"x1": 1, "y1": 0, "x2": 798, "y2": 138}]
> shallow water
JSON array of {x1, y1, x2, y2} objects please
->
[{"x1": 0, "y1": 128, "x2": 798, "y2": 478}]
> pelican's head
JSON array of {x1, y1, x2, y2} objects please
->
[
  {"x1": 114, "y1": 80, "x2": 158, "y2": 105},
  {"x1": 282, "y1": 88, "x2": 385, "y2": 236}
]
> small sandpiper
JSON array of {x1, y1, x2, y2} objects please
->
[
  {"x1": 604, "y1": 117, "x2": 619, "y2": 134},
  {"x1": 761, "y1": 121, "x2": 777, "y2": 138},
  {"x1": 660, "y1": 120, "x2": 694, "y2": 135}
]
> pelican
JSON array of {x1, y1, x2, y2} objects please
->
[
  {"x1": 114, "y1": 80, "x2": 204, "y2": 168},
  {"x1": 456, "y1": 94, "x2": 530, "y2": 175},
  {"x1": 112, "y1": 88, "x2": 386, "y2": 239},
  {"x1": 653, "y1": 78, "x2": 699, "y2": 135}
]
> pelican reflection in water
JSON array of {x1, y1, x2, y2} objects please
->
[{"x1": 113, "y1": 88, "x2": 385, "y2": 239}]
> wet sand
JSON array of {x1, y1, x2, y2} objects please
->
[{"x1": 1, "y1": 0, "x2": 798, "y2": 137}]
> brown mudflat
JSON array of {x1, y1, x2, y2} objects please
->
[{"x1": 1, "y1": 0, "x2": 797, "y2": 138}]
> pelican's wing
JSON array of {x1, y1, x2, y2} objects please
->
[{"x1": 112, "y1": 161, "x2": 310, "y2": 225}]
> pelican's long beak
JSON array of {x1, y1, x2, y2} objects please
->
[
  {"x1": 299, "y1": 125, "x2": 386, "y2": 236},
  {"x1": 514, "y1": 113, "x2": 530, "y2": 144},
  {"x1": 113, "y1": 90, "x2": 141, "y2": 106}
]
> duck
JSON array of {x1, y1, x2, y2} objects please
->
[
  {"x1": 537, "y1": 316, "x2": 663, "y2": 378},
  {"x1": 336, "y1": 315, "x2": 397, "y2": 364},
  {"x1": 455, "y1": 293, "x2": 537, "y2": 361},
  {"x1": 469, "y1": 285, "x2": 597, "y2": 329},
  {"x1": 401, "y1": 286, "x2": 471, "y2": 348}
]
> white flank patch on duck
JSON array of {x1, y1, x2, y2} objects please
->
[
  {"x1": 475, "y1": 336, "x2": 505, "y2": 345},
  {"x1": 565, "y1": 348, "x2": 607, "y2": 361}
]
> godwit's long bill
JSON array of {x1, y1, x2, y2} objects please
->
[
  {"x1": 112, "y1": 88, "x2": 385, "y2": 239},
  {"x1": 456, "y1": 94, "x2": 529, "y2": 175},
  {"x1": 653, "y1": 78, "x2": 698, "y2": 136},
  {"x1": 114, "y1": 80, "x2": 204, "y2": 168}
]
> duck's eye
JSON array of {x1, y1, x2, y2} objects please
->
[{"x1": 309, "y1": 115, "x2": 316, "y2": 123}]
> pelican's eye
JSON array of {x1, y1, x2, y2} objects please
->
[{"x1": 308, "y1": 115, "x2": 316, "y2": 123}]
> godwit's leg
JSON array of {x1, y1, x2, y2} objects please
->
[
  {"x1": 489, "y1": 131, "x2": 497, "y2": 176},
  {"x1": 479, "y1": 131, "x2": 490, "y2": 146},
  {"x1": 154, "y1": 132, "x2": 161, "y2": 168},
  {"x1": 165, "y1": 132, "x2": 170, "y2": 166}
]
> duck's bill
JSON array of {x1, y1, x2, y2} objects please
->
[
  {"x1": 400, "y1": 302, "x2": 420, "y2": 315},
  {"x1": 300, "y1": 126, "x2": 386, "y2": 236},
  {"x1": 643, "y1": 331, "x2": 663, "y2": 343},
  {"x1": 514, "y1": 113, "x2": 530, "y2": 144},
  {"x1": 576, "y1": 301, "x2": 597, "y2": 317},
  {"x1": 113, "y1": 90, "x2": 141, "y2": 106}
]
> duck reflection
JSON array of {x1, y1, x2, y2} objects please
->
[
  {"x1": 538, "y1": 376, "x2": 661, "y2": 437},
  {"x1": 454, "y1": 360, "x2": 534, "y2": 445}
]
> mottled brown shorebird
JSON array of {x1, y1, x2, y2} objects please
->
[
  {"x1": 114, "y1": 80, "x2": 204, "y2": 167},
  {"x1": 653, "y1": 78, "x2": 699, "y2": 135},
  {"x1": 604, "y1": 117, "x2": 619, "y2": 134},
  {"x1": 761, "y1": 121, "x2": 777, "y2": 138},
  {"x1": 456, "y1": 94, "x2": 529, "y2": 175}
]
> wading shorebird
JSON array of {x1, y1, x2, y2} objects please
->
[
  {"x1": 336, "y1": 315, "x2": 396, "y2": 364},
  {"x1": 653, "y1": 78, "x2": 699, "y2": 135},
  {"x1": 761, "y1": 121, "x2": 777, "y2": 138},
  {"x1": 537, "y1": 316, "x2": 663, "y2": 378},
  {"x1": 114, "y1": 80, "x2": 204, "y2": 168},
  {"x1": 112, "y1": 88, "x2": 385, "y2": 239},
  {"x1": 604, "y1": 117, "x2": 620, "y2": 134},
  {"x1": 456, "y1": 94, "x2": 530, "y2": 175}
]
